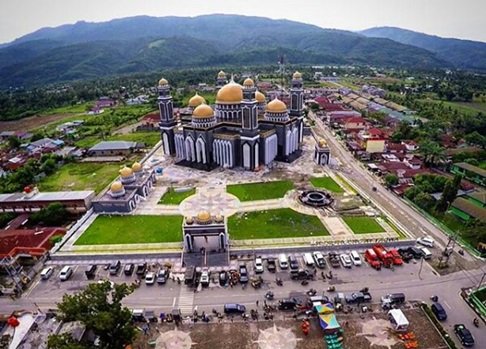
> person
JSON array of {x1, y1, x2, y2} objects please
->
[
  {"x1": 473, "y1": 318, "x2": 479, "y2": 327},
  {"x1": 256, "y1": 300, "x2": 259, "y2": 307}
]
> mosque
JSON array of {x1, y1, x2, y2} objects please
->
[{"x1": 158, "y1": 71, "x2": 305, "y2": 171}]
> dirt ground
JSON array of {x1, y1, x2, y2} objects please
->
[
  {"x1": 132, "y1": 307, "x2": 447, "y2": 349},
  {"x1": 0, "y1": 113, "x2": 74, "y2": 131}
]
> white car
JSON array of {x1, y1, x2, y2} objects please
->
[
  {"x1": 200, "y1": 270, "x2": 210, "y2": 286},
  {"x1": 59, "y1": 266, "x2": 73, "y2": 281},
  {"x1": 420, "y1": 247, "x2": 432, "y2": 260},
  {"x1": 340, "y1": 254, "x2": 352, "y2": 268},
  {"x1": 349, "y1": 251, "x2": 362, "y2": 266},
  {"x1": 254, "y1": 258, "x2": 264, "y2": 274},
  {"x1": 417, "y1": 236, "x2": 435, "y2": 248},
  {"x1": 145, "y1": 272, "x2": 155, "y2": 285},
  {"x1": 40, "y1": 267, "x2": 54, "y2": 280}
]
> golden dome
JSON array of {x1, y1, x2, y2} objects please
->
[
  {"x1": 110, "y1": 181, "x2": 123, "y2": 192},
  {"x1": 215, "y1": 215, "x2": 224, "y2": 223},
  {"x1": 196, "y1": 211, "x2": 211, "y2": 223},
  {"x1": 292, "y1": 71, "x2": 302, "y2": 80},
  {"x1": 188, "y1": 93, "x2": 206, "y2": 108},
  {"x1": 192, "y1": 104, "x2": 214, "y2": 119},
  {"x1": 119, "y1": 166, "x2": 133, "y2": 178},
  {"x1": 185, "y1": 216, "x2": 194, "y2": 225},
  {"x1": 158, "y1": 78, "x2": 168, "y2": 86},
  {"x1": 255, "y1": 90, "x2": 266, "y2": 103},
  {"x1": 216, "y1": 82, "x2": 243, "y2": 104},
  {"x1": 243, "y1": 78, "x2": 254, "y2": 87},
  {"x1": 217, "y1": 70, "x2": 226, "y2": 78},
  {"x1": 318, "y1": 139, "x2": 327, "y2": 147},
  {"x1": 266, "y1": 98, "x2": 287, "y2": 113},
  {"x1": 132, "y1": 162, "x2": 142, "y2": 172}
]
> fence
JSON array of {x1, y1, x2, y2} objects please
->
[{"x1": 52, "y1": 208, "x2": 94, "y2": 253}]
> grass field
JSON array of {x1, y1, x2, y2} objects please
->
[
  {"x1": 479, "y1": 161, "x2": 486, "y2": 170},
  {"x1": 343, "y1": 216, "x2": 385, "y2": 234},
  {"x1": 75, "y1": 131, "x2": 160, "y2": 148},
  {"x1": 38, "y1": 162, "x2": 121, "y2": 193},
  {"x1": 227, "y1": 180, "x2": 294, "y2": 201},
  {"x1": 41, "y1": 102, "x2": 92, "y2": 115},
  {"x1": 310, "y1": 176, "x2": 344, "y2": 193},
  {"x1": 228, "y1": 208, "x2": 329, "y2": 240},
  {"x1": 75, "y1": 215, "x2": 183, "y2": 245},
  {"x1": 159, "y1": 188, "x2": 196, "y2": 205}
]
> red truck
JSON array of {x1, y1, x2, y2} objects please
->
[
  {"x1": 364, "y1": 248, "x2": 382, "y2": 270},
  {"x1": 388, "y1": 248, "x2": 404, "y2": 266},
  {"x1": 372, "y1": 244, "x2": 394, "y2": 268}
]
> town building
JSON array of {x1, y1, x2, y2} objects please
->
[
  {"x1": 451, "y1": 162, "x2": 486, "y2": 187},
  {"x1": 450, "y1": 190, "x2": 486, "y2": 223},
  {"x1": 88, "y1": 141, "x2": 139, "y2": 156},
  {"x1": 159, "y1": 71, "x2": 305, "y2": 171}
]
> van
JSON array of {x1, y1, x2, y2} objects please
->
[
  {"x1": 278, "y1": 254, "x2": 288, "y2": 269},
  {"x1": 417, "y1": 236, "x2": 435, "y2": 248},
  {"x1": 224, "y1": 304, "x2": 246, "y2": 314},
  {"x1": 59, "y1": 266, "x2": 73, "y2": 281},
  {"x1": 350, "y1": 251, "x2": 362, "y2": 266},
  {"x1": 303, "y1": 253, "x2": 315, "y2": 267},
  {"x1": 420, "y1": 247, "x2": 432, "y2": 260},
  {"x1": 85, "y1": 264, "x2": 97, "y2": 279},
  {"x1": 40, "y1": 267, "x2": 54, "y2": 280},
  {"x1": 431, "y1": 302, "x2": 447, "y2": 321},
  {"x1": 109, "y1": 260, "x2": 121, "y2": 275}
]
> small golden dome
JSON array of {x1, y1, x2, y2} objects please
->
[
  {"x1": 215, "y1": 215, "x2": 224, "y2": 223},
  {"x1": 243, "y1": 78, "x2": 254, "y2": 87},
  {"x1": 158, "y1": 78, "x2": 168, "y2": 86},
  {"x1": 266, "y1": 98, "x2": 287, "y2": 113},
  {"x1": 192, "y1": 104, "x2": 214, "y2": 119},
  {"x1": 217, "y1": 70, "x2": 226, "y2": 78},
  {"x1": 188, "y1": 93, "x2": 206, "y2": 108},
  {"x1": 119, "y1": 166, "x2": 133, "y2": 178},
  {"x1": 110, "y1": 181, "x2": 123, "y2": 192},
  {"x1": 132, "y1": 162, "x2": 142, "y2": 172},
  {"x1": 292, "y1": 71, "x2": 302, "y2": 80},
  {"x1": 318, "y1": 139, "x2": 327, "y2": 147},
  {"x1": 185, "y1": 216, "x2": 194, "y2": 224},
  {"x1": 196, "y1": 211, "x2": 211, "y2": 223},
  {"x1": 255, "y1": 90, "x2": 266, "y2": 103},
  {"x1": 216, "y1": 82, "x2": 243, "y2": 104}
]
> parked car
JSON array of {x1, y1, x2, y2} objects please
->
[
  {"x1": 219, "y1": 271, "x2": 228, "y2": 286},
  {"x1": 109, "y1": 260, "x2": 121, "y2": 275},
  {"x1": 407, "y1": 247, "x2": 424, "y2": 259},
  {"x1": 124, "y1": 263, "x2": 134, "y2": 276},
  {"x1": 289, "y1": 255, "x2": 299, "y2": 271},
  {"x1": 454, "y1": 324, "x2": 475, "y2": 347},
  {"x1": 420, "y1": 247, "x2": 432, "y2": 260},
  {"x1": 254, "y1": 258, "x2": 264, "y2": 274},
  {"x1": 302, "y1": 253, "x2": 315, "y2": 267},
  {"x1": 278, "y1": 254, "x2": 288, "y2": 269},
  {"x1": 312, "y1": 251, "x2": 326, "y2": 268},
  {"x1": 40, "y1": 267, "x2": 54, "y2": 280},
  {"x1": 136, "y1": 263, "x2": 147, "y2": 276},
  {"x1": 431, "y1": 302, "x2": 447, "y2": 321},
  {"x1": 328, "y1": 252, "x2": 341, "y2": 268},
  {"x1": 349, "y1": 251, "x2": 362, "y2": 266},
  {"x1": 381, "y1": 293, "x2": 405, "y2": 309},
  {"x1": 290, "y1": 269, "x2": 314, "y2": 280},
  {"x1": 59, "y1": 266, "x2": 73, "y2": 281},
  {"x1": 156, "y1": 269, "x2": 168, "y2": 284},
  {"x1": 145, "y1": 272, "x2": 155, "y2": 285},
  {"x1": 200, "y1": 269, "x2": 210, "y2": 287},
  {"x1": 266, "y1": 258, "x2": 277, "y2": 273},
  {"x1": 85, "y1": 264, "x2": 97, "y2": 279},
  {"x1": 224, "y1": 303, "x2": 246, "y2": 314},
  {"x1": 417, "y1": 236, "x2": 435, "y2": 248},
  {"x1": 397, "y1": 248, "x2": 413, "y2": 263},
  {"x1": 340, "y1": 254, "x2": 352, "y2": 268},
  {"x1": 278, "y1": 298, "x2": 299, "y2": 311},
  {"x1": 239, "y1": 264, "x2": 249, "y2": 283},
  {"x1": 345, "y1": 292, "x2": 372, "y2": 304}
]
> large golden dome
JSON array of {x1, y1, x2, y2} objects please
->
[
  {"x1": 266, "y1": 98, "x2": 287, "y2": 113},
  {"x1": 132, "y1": 162, "x2": 142, "y2": 172},
  {"x1": 196, "y1": 211, "x2": 211, "y2": 223},
  {"x1": 188, "y1": 93, "x2": 206, "y2": 108},
  {"x1": 158, "y1": 78, "x2": 168, "y2": 86},
  {"x1": 255, "y1": 90, "x2": 266, "y2": 103},
  {"x1": 217, "y1": 70, "x2": 226, "y2": 78},
  {"x1": 292, "y1": 71, "x2": 302, "y2": 80},
  {"x1": 119, "y1": 166, "x2": 133, "y2": 178},
  {"x1": 110, "y1": 181, "x2": 124, "y2": 192},
  {"x1": 243, "y1": 78, "x2": 254, "y2": 87},
  {"x1": 192, "y1": 104, "x2": 214, "y2": 119},
  {"x1": 216, "y1": 82, "x2": 243, "y2": 104}
]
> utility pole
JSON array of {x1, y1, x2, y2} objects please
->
[
  {"x1": 438, "y1": 233, "x2": 457, "y2": 268},
  {"x1": 418, "y1": 256, "x2": 424, "y2": 280}
]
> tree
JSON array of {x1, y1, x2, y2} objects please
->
[
  {"x1": 30, "y1": 202, "x2": 67, "y2": 226},
  {"x1": 465, "y1": 131, "x2": 486, "y2": 149},
  {"x1": 384, "y1": 174, "x2": 399, "y2": 187},
  {"x1": 40, "y1": 158, "x2": 57, "y2": 175},
  {"x1": 436, "y1": 175, "x2": 461, "y2": 213},
  {"x1": 419, "y1": 140, "x2": 446, "y2": 167},
  {"x1": 414, "y1": 192, "x2": 436, "y2": 211},
  {"x1": 7, "y1": 136, "x2": 21, "y2": 149},
  {"x1": 48, "y1": 281, "x2": 136, "y2": 349},
  {"x1": 48, "y1": 333, "x2": 88, "y2": 349}
]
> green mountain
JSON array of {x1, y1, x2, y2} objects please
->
[
  {"x1": 361, "y1": 26, "x2": 486, "y2": 71},
  {"x1": 0, "y1": 15, "x2": 449, "y2": 88}
]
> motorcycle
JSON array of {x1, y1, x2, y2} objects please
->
[
  {"x1": 307, "y1": 288, "x2": 317, "y2": 296},
  {"x1": 301, "y1": 280, "x2": 309, "y2": 286},
  {"x1": 276, "y1": 278, "x2": 283, "y2": 286},
  {"x1": 265, "y1": 291, "x2": 274, "y2": 300},
  {"x1": 327, "y1": 286, "x2": 336, "y2": 292}
]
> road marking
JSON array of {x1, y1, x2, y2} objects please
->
[
  {"x1": 172, "y1": 297, "x2": 176, "y2": 307},
  {"x1": 443, "y1": 301, "x2": 452, "y2": 310}
]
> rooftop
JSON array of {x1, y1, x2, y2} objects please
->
[
  {"x1": 0, "y1": 191, "x2": 95, "y2": 203},
  {"x1": 451, "y1": 197, "x2": 486, "y2": 221},
  {"x1": 454, "y1": 162, "x2": 486, "y2": 178},
  {"x1": 468, "y1": 190, "x2": 486, "y2": 205},
  {"x1": 89, "y1": 141, "x2": 138, "y2": 151}
]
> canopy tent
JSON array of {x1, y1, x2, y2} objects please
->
[
  {"x1": 315, "y1": 303, "x2": 335, "y2": 314},
  {"x1": 319, "y1": 313, "x2": 341, "y2": 331}
]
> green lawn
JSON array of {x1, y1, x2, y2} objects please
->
[
  {"x1": 343, "y1": 216, "x2": 386, "y2": 234},
  {"x1": 38, "y1": 162, "x2": 121, "y2": 194},
  {"x1": 75, "y1": 131, "x2": 160, "y2": 149},
  {"x1": 310, "y1": 176, "x2": 344, "y2": 193},
  {"x1": 227, "y1": 180, "x2": 294, "y2": 201},
  {"x1": 228, "y1": 208, "x2": 329, "y2": 240},
  {"x1": 41, "y1": 102, "x2": 92, "y2": 115},
  {"x1": 75, "y1": 215, "x2": 183, "y2": 245},
  {"x1": 159, "y1": 188, "x2": 196, "y2": 205}
]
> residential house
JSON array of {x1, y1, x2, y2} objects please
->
[
  {"x1": 451, "y1": 162, "x2": 486, "y2": 187},
  {"x1": 88, "y1": 141, "x2": 140, "y2": 156},
  {"x1": 450, "y1": 190, "x2": 486, "y2": 222},
  {"x1": 402, "y1": 140, "x2": 419, "y2": 152},
  {"x1": 344, "y1": 117, "x2": 367, "y2": 131}
]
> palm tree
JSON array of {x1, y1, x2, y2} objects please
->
[{"x1": 419, "y1": 140, "x2": 446, "y2": 167}]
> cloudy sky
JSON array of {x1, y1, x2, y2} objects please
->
[{"x1": 1, "y1": 0, "x2": 485, "y2": 44}]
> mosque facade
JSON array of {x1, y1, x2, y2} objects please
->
[{"x1": 158, "y1": 71, "x2": 305, "y2": 171}]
